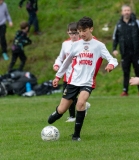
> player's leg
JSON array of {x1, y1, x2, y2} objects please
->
[
  {"x1": 63, "y1": 82, "x2": 76, "y2": 122},
  {"x1": 66, "y1": 97, "x2": 91, "y2": 122},
  {"x1": 85, "y1": 101, "x2": 91, "y2": 116},
  {"x1": 72, "y1": 87, "x2": 92, "y2": 141},
  {"x1": 48, "y1": 98, "x2": 73, "y2": 124},
  {"x1": 48, "y1": 84, "x2": 79, "y2": 124},
  {"x1": 66, "y1": 98, "x2": 77, "y2": 122}
]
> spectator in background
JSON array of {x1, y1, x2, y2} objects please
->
[
  {"x1": 8, "y1": 21, "x2": 32, "y2": 72},
  {"x1": 112, "y1": 5, "x2": 139, "y2": 96},
  {"x1": 19, "y1": 0, "x2": 41, "y2": 35},
  {"x1": 0, "y1": 0, "x2": 13, "y2": 60}
]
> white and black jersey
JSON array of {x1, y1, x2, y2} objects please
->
[
  {"x1": 56, "y1": 38, "x2": 118, "y2": 88},
  {"x1": 53, "y1": 39, "x2": 74, "y2": 82}
]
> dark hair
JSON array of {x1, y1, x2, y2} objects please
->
[
  {"x1": 67, "y1": 22, "x2": 77, "y2": 31},
  {"x1": 77, "y1": 17, "x2": 93, "y2": 30},
  {"x1": 20, "y1": 21, "x2": 29, "y2": 29}
]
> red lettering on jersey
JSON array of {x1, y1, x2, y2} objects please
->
[
  {"x1": 79, "y1": 60, "x2": 92, "y2": 65},
  {"x1": 79, "y1": 53, "x2": 93, "y2": 58}
]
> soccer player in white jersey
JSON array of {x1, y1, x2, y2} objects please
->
[
  {"x1": 53, "y1": 22, "x2": 90, "y2": 122},
  {"x1": 48, "y1": 17, "x2": 118, "y2": 141}
]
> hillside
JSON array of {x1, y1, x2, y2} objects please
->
[{"x1": 1, "y1": 0, "x2": 139, "y2": 95}]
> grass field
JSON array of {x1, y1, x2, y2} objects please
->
[{"x1": 0, "y1": 94, "x2": 139, "y2": 160}]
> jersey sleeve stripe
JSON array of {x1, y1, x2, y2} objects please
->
[{"x1": 92, "y1": 57, "x2": 103, "y2": 88}]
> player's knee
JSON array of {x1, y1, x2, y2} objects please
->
[
  {"x1": 76, "y1": 101, "x2": 85, "y2": 110},
  {"x1": 57, "y1": 107, "x2": 66, "y2": 114}
]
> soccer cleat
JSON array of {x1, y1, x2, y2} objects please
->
[
  {"x1": 121, "y1": 92, "x2": 128, "y2": 96},
  {"x1": 2, "y1": 53, "x2": 9, "y2": 60},
  {"x1": 85, "y1": 102, "x2": 91, "y2": 116},
  {"x1": 65, "y1": 117, "x2": 76, "y2": 122},
  {"x1": 48, "y1": 110, "x2": 63, "y2": 124},
  {"x1": 72, "y1": 136, "x2": 81, "y2": 141}
]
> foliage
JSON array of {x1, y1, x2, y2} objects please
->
[{"x1": 0, "y1": 0, "x2": 139, "y2": 95}]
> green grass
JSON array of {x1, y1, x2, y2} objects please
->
[{"x1": 0, "y1": 94, "x2": 139, "y2": 160}]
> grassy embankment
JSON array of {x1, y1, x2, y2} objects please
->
[{"x1": 1, "y1": 0, "x2": 139, "y2": 95}]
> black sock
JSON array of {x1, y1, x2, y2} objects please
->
[
  {"x1": 69, "y1": 98, "x2": 77, "y2": 118},
  {"x1": 73, "y1": 110, "x2": 85, "y2": 137},
  {"x1": 48, "y1": 106, "x2": 63, "y2": 124}
]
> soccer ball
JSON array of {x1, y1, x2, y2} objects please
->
[{"x1": 41, "y1": 126, "x2": 60, "y2": 141}]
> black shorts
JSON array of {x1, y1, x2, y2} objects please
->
[
  {"x1": 62, "y1": 84, "x2": 93, "y2": 100},
  {"x1": 63, "y1": 81, "x2": 67, "y2": 92}
]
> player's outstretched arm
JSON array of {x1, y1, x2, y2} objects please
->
[
  {"x1": 52, "y1": 77, "x2": 60, "y2": 87},
  {"x1": 101, "y1": 44, "x2": 118, "y2": 69}
]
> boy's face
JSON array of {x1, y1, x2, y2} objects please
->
[
  {"x1": 78, "y1": 27, "x2": 93, "y2": 41},
  {"x1": 0, "y1": 0, "x2": 4, "y2": 5},
  {"x1": 67, "y1": 30, "x2": 79, "y2": 42}
]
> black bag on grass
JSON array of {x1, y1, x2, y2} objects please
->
[
  {"x1": 33, "y1": 81, "x2": 53, "y2": 95},
  {"x1": 10, "y1": 72, "x2": 37, "y2": 95},
  {"x1": 0, "y1": 82, "x2": 8, "y2": 96},
  {"x1": 33, "y1": 80, "x2": 62, "y2": 96},
  {"x1": 0, "y1": 71, "x2": 37, "y2": 95}
]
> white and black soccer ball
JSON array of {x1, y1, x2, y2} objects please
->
[{"x1": 41, "y1": 126, "x2": 60, "y2": 141}]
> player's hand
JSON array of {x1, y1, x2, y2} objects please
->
[
  {"x1": 129, "y1": 77, "x2": 139, "y2": 85},
  {"x1": 9, "y1": 22, "x2": 13, "y2": 27},
  {"x1": 105, "y1": 64, "x2": 114, "y2": 72},
  {"x1": 113, "y1": 50, "x2": 118, "y2": 56},
  {"x1": 52, "y1": 77, "x2": 60, "y2": 87},
  {"x1": 53, "y1": 65, "x2": 59, "y2": 71}
]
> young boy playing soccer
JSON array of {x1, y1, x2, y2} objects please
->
[
  {"x1": 8, "y1": 21, "x2": 32, "y2": 72},
  {"x1": 53, "y1": 22, "x2": 91, "y2": 122},
  {"x1": 48, "y1": 17, "x2": 118, "y2": 141}
]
